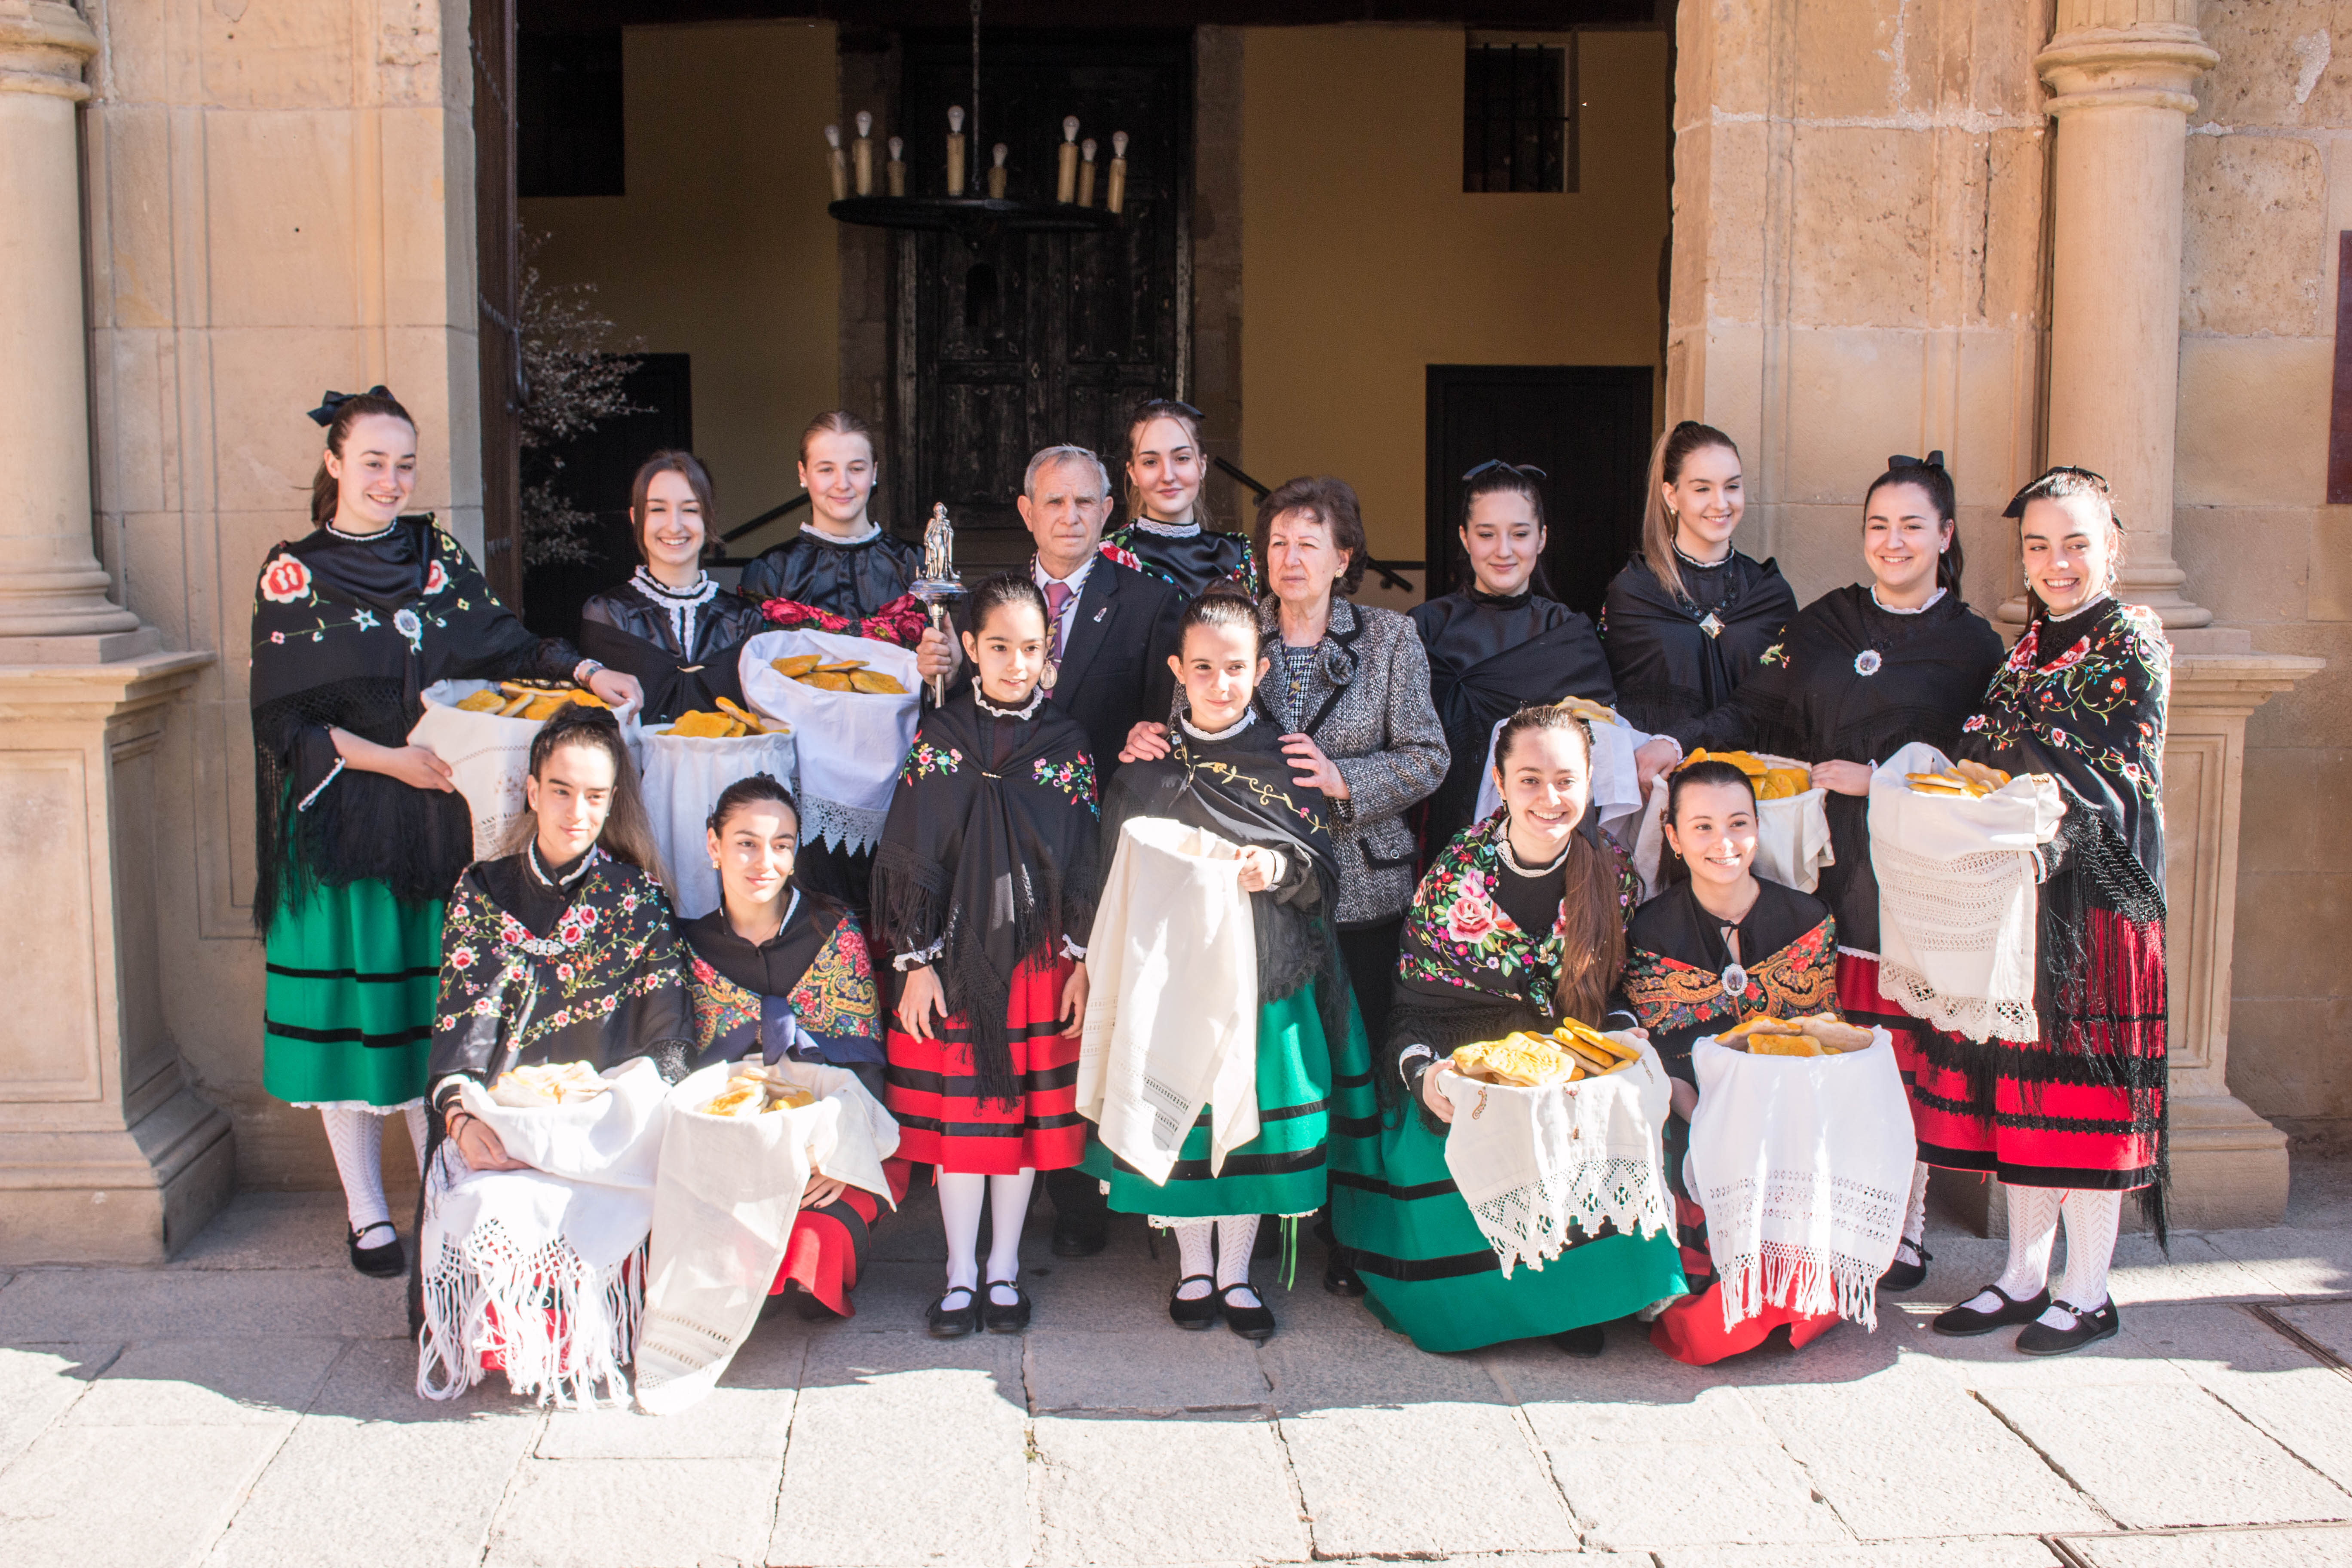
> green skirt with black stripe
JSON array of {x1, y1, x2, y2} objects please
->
[
  {"x1": 262, "y1": 877, "x2": 443, "y2": 1108},
  {"x1": 1084, "y1": 982, "x2": 1375, "y2": 1219},
  {"x1": 1329, "y1": 1097, "x2": 1687, "y2": 1353}
]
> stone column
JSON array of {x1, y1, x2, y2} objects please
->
[{"x1": 0, "y1": 2, "x2": 147, "y2": 660}]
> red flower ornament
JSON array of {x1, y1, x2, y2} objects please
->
[{"x1": 260, "y1": 555, "x2": 312, "y2": 605}]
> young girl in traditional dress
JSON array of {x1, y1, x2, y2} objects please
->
[
  {"x1": 251, "y1": 387, "x2": 640, "y2": 1278},
  {"x1": 1091, "y1": 589, "x2": 1369, "y2": 1341},
  {"x1": 1924, "y1": 467, "x2": 2169, "y2": 1356},
  {"x1": 1621, "y1": 759, "x2": 1844, "y2": 1364},
  {"x1": 1603, "y1": 422, "x2": 1796, "y2": 795},
  {"x1": 876, "y1": 574, "x2": 1100, "y2": 1338},
  {"x1": 1656, "y1": 453, "x2": 2007, "y2": 1290},
  {"x1": 678, "y1": 774, "x2": 903, "y2": 1321},
  {"x1": 1410, "y1": 461, "x2": 1614, "y2": 858},
  {"x1": 1102, "y1": 398, "x2": 1262, "y2": 599},
  {"x1": 578, "y1": 451, "x2": 769, "y2": 726},
  {"x1": 1364, "y1": 705, "x2": 1681, "y2": 1357}
]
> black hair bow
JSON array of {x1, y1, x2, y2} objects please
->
[
  {"x1": 1887, "y1": 450, "x2": 1945, "y2": 471},
  {"x1": 307, "y1": 386, "x2": 392, "y2": 427},
  {"x1": 1461, "y1": 459, "x2": 1548, "y2": 482}
]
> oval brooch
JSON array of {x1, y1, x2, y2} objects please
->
[{"x1": 1854, "y1": 649, "x2": 1883, "y2": 676}]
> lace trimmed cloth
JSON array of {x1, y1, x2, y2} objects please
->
[
  {"x1": 1868, "y1": 741, "x2": 2067, "y2": 1044},
  {"x1": 1684, "y1": 1028, "x2": 1914, "y2": 1331},
  {"x1": 1433, "y1": 1036, "x2": 1675, "y2": 1279},
  {"x1": 737, "y1": 628, "x2": 922, "y2": 854}
]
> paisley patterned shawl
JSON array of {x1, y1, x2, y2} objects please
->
[
  {"x1": 683, "y1": 904, "x2": 880, "y2": 1067},
  {"x1": 1618, "y1": 922, "x2": 1838, "y2": 1044}
]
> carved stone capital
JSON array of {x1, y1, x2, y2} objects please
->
[
  {"x1": 0, "y1": 1, "x2": 99, "y2": 103},
  {"x1": 2037, "y1": 23, "x2": 2218, "y2": 119}
]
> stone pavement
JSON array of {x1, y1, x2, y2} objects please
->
[{"x1": 8, "y1": 1167, "x2": 2352, "y2": 1568}]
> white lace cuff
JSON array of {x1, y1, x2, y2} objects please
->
[
  {"x1": 894, "y1": 938, "x2": 944, "y2": 972},
  {"x1": 1060, "y1": 936, "x2": 1087, "y2": 961}
]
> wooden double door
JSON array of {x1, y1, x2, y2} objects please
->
[{"x1": 893, "y1": 30, "x2": 1191, "y2": 558}]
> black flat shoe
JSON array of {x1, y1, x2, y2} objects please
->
[
  {"x1": 927, "y1": 1287, "x2": 980, "y2": 1338},
  {"x1": 1323, "y1": 1246, "x2": 1366, "y2": 1298},
  {"x1": 1880, "y1": 1241, "x2": 1932, "y2": 1293},
  {"x1": 1169, "y1": 1275, "x2": 1219, "y2": 1329},
  {"x1": 1050, "y1": 1219, "x2": 1108, "y2": 1258},
  {"x1": 1552, "y1": 1324, "x2": 1605, "y2": 1358},
  {"x1": 1931, "y1": 1284, "x2": 2051, "y2": 1337},
  {"x1": 1218, "y1": 1284, "x2": 1275, "y2": 1341},
  {"x1": 348, "y1": 1222, "x2": 404, "y2": 1278},
  {"x1": 982, "y1": 1281, "x2": 1032, "y2": 1334},
  {"x1": 794, "y1": 1288, "x2": 840, "y2": 1323},
  {"x1": 2016, "y1": 1298, "x2": 2120, "y2": 1357}
]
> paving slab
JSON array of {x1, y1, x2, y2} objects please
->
[
  {"x1": 2062, "y1": 1524, "x2": 2352, "y2": 1566},
  {"x1": 1031, "y1": 1413, "x2": 1309, "y2": 1565},
  {"x1": 2204, "y1": 1228, "x2": 2352, "y2": 1299},
  {"x1": 2272, "y1": 1301, "x2": 2352, "y2": 1363},
  {"x1": 1527, "y1": 1419, "x2": 1849, "y2": 1550},
  {"x1": 1657, "y1": 1540, "x2": 2063, "y2": 1567},
  {"x1": 1483, "y1": 1335, "x2": 1778, "y2": 1445},
  {"x1": 1906, "y1": 1308, "x2": 2203, "y2": 1392},
  {"x1": 0, "y1": 1344, "x2": 111, "y2": 1469},
  {"x1": 2105, "y1": 1233, "x2": 2285, "y2": 1308},
  {"x1": 1739, "y1": 1353, "x2": 2108, "y2": 1538},
  {"x1": 1024, "y1": 1325, "x2": 1271, "y2": 1413},
  {"x1": 1977, "y1": 1380, "x2": 2350, "y2": 1528},
  {"x1": 771, "y1": 1332, "x2": 1031, "y2": 1568},
  {"x1": 1277, "y1": 1400, "x2": 1578, "y2": 1558},
  {"x1": 0, "y1": 1263, "x2": 409, "y2": 1340},
  {"x1": 67, "y1": 1335, "x2": 346, "y2": 1427},
  {"x1": 171, "y1": 1192, "x2": 413, "y2": 1272},
  {"x1": 2127, "y1": 1302, "x2": 2352, "y2": 1493},
  {"x1": 486, "y1": 1455, "x2": 781, "y2": 1568},
  {"x1": 0, "y1": 1422, "x2": 285, "y2": 1568},
  {"x1": 1259, "y1": 1325, "x2": 1509, "y2": 1412}
]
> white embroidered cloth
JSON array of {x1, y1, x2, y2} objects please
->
[
  {"x1": 1868, "y1": 741, "x2": 2066, "y2": 1044},
  {"x1": 1629, "y1": 752, "x2": 1834, "y2": 900},
  {"x1": 1471, "y1": 708, "x2": 1646, "y2": 848},
  {"x1": 1436, "y1": 1034, "x2": 1674, "y2": 1278},
  {"x1": 738, "y1": 631, "x2": 920, "y2": 853},
  {"x1": 410, "y1": 680, "x2": 645, "y2": 861},
  {"x1": 416, "y1": 1057, "x2": 670, "y2": 1408},
  {"x1": 635, "y1": 1060, "x2": 900, "y2": 1416},
  {"x1": 1685, "y1": 1028, "x2": 1914, "y2": 1331},
  {"x1": 1077, "y1": 817, "x2": 1261, "y2": 1183},
  {"x1": 638, "y1": 727, "x2": 799, "y2": 919}
]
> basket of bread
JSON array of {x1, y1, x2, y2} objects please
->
[
  {"x1": 412, "y1": 677, "x2": 640, "y2": 860},
  {"x1": 1631, "y1": 747, "x2": 1835, "y2": 897},
  {"x1": 1711, "y1": 1012, "x2": 1878, "y2": 1057},
  {"x1": 739, "y1": 629, "x2": 923, "y2": 858},
  {"x1": 638, "y1": 697, "x2": 799, "y2": 922}
]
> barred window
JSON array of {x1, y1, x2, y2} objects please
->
[{"x1": 1462, "y1": 40, "x2": 1575, "y2": 195}]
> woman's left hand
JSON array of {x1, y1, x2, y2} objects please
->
[
  {"x1": 800, "y1": 1172, "x2": 849, "y2": 1210},
  {"x1": 585, "y1": 667, "x2": 643, "y2": 718},
  {"x1": 1280, "y1": 732, "x2": 1349, "y2": 799},
  {"x1": 1060, "y1": 960, "x2": 1089, "y2": 1037},
  {"x1": 1810, "y1": 759, "x2": 1872, "y2": 797}
]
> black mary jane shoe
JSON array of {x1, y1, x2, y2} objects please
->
[
  {"x1": 1551, "y1": 1324, "x2": 1605, "y2": 1359},
  {"x1": 1050, "y1": 1218, "x2": 1108, "y2": 1259},
  {"x1": 1879, "y1": 1241, "x2": 1932, "y2": 1293},
  {"x1": 927, "y1": 1287, "x2": 980, "y2": 1339},
  {"x1": 348, "y1": 1222, "x2": 405, "y2": 1279},
  {"x1": 1931, "y1": 1284, "x2": 2051, "y2": 1337},
  {"x1": 1218, "y1": 1284, "x2": 1276, "y2": 1342},
  {"x1": 982, "y1": 1281, "x2": 1032, "y2": 1334},
  {"x1": 1169, "y1": 1275, "x2": 1220, "y2": 1330},
  {"x1": 1323, "y1": 1246, "x2": 1367, "y2": 1298},
  {"x1": 2015, "y1": 1298, "x2": 2121, "y2": 1357}
]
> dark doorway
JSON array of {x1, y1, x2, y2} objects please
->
[
  {"x1": 521, "y1": 354, "x2": 694, "y2": 641},
  {"x1": 894, "y1": 29, "x2": 1191, "y2": 562},
  {"x1": 1424, "y1": 364, "x2": 1654, "y2": 617}
]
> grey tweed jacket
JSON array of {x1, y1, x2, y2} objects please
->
[{"x1": 1256, "y1": 597, "x2": 1449, "y2": 926}]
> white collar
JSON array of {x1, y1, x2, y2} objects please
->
[
  {"x1": 1494, "y1": 818, "x2": 1572, "y2": 877},
  {"x1": 2043, "y1": 589, "x2": 2113, "y2": 627},
  {"x1": 326, "y1": 518, "x2": 400, "y2": 543},
  {"x1": 1869, "y1": 583, "x2": 1945, "y2": 615},
  {"x1": 805, "y1": 520, "x2": 881, "y2": 547},
  {"x1": 1179, "y1": 707, "x2": 1256, "y2": 741},
  {"x1": 632, "y1": 566, "x2": 717, "y2": 603},
  {"x1": 1035, "y1": 554, "x2": 1096, "y2": 593},
  {"x1": 528, "y1": 840, "x2": 598, "y2": 888},
  {"x1": 1128, "y1": 515, "x2": 1201, "y2": 539},
  {"x1": 976, "y1": 684, "x2": 1045, "y2": 719}
]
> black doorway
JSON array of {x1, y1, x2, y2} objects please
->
[
  {"x1": 521, "y1": 353, "x2": 693, "y2": 641},
  {"x1": 1424, "y1": 364, "x2": 1654, "y2": 617}
]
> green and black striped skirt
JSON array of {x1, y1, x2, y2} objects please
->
[{"x1": 263, "y1": 876, "x2": 443, "y2": 1109}]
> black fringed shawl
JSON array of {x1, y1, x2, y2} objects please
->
[
  {"x1": 1678, "y1": 585, "x2": 2007, "y2": 950},
  {"x1": 1096, "y1": 707, "x2": 1348, "y2": 1048},
  {"x1": 248, "y1": 517, "x2": 581, "y2": 929},
  {"x1": 1408, "y1": 588, "x2": 1615, "y2": 857},
  {"x1": 1600, "y1": 552, "x2": 1795, "y2": 740},
  {"x1": 870, "y1": 688, "x2": 1101, "y2": 1099}
]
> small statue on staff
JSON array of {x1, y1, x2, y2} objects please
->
[{"x1": 911, "y1": 503, "x2": 968, "y2": 706}]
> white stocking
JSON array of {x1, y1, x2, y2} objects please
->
[
  {"x1": 320, "y1": 1106, "x2": 392, "y2": 1237},
  {"x1": 1903, "y1": 1161, "x2": 1932, "y2": 1247},
  {"x1": 938, "y1": 1171, "x2": 986, "y2": 1295},
  {"x1": 1215, "y1": 1215, "x2": 1260, "y2": 1308},
  {"x1": 2043, "y1": 1188, "x2": 2122, "y2": 1323},
  {"x1": 401, "y1": 1103, "x2": 430, "y2": 1176},
  {"x1": 1964, "y1": 1184, "x2": 2060, "y2": 1312},
  {"x1": 1169, "y1": 1220, "x2": 1215, "y2": 1298},
  {"x1": 985, "y1": 1169, "x2": 1035, "y2": 1304}
]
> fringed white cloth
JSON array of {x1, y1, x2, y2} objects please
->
[
  {"x1": 1630, "y1": 755, "x2": 1834, "y2": 900},
  {"x1": 1436, "y1": 1035, "x2": 1674, "y2": 1278},
  {"x1": 416, "y1": 1058, "x2": 669, "y2": 1408},
  {"x1": 634, "y1": 1061, "x2": 900, "y2": 1416},
  {"x1": 1869, "y1": 742, "x2": 2066, "y2": 1044},
  {"x1": 738, "y1": 630, "x2": 920, "y2": 854},
  {"x1": 1076, "y1": 818, "x2": 1260, "y2": 1183},
  {"x1": 1686, "y1": 1029, "x2": 1915, "y2": 1332}
]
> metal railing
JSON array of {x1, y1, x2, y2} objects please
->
[
  {"x1": 1212, "y1": 457, "x2": 1419, "y2": 594},
  {"x1": 711, "y1": 492, "x2": 811, "y2": 567}
]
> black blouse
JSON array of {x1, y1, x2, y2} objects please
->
[
  {"x1": 738, "y1": 527, "x2": 922, "y2": 621},
  {"x1": 577, "y1": 572, "x2": 769, "y2": 724}
]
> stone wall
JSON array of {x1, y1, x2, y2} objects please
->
[
  {"x1": 82, "y1": 0, "x2": 485, "y2": 1189},
  {"x1": 2184, "y1": 1, "x2": 2352, "y2": 1126}
]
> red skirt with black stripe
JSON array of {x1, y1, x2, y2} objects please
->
[
  {"x1": 770, "y1": 1157, "x2": 914, "y2": 1317},
  {"x1": 884, "y1": 955, "x2": 1085, "y2": 1175}
]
